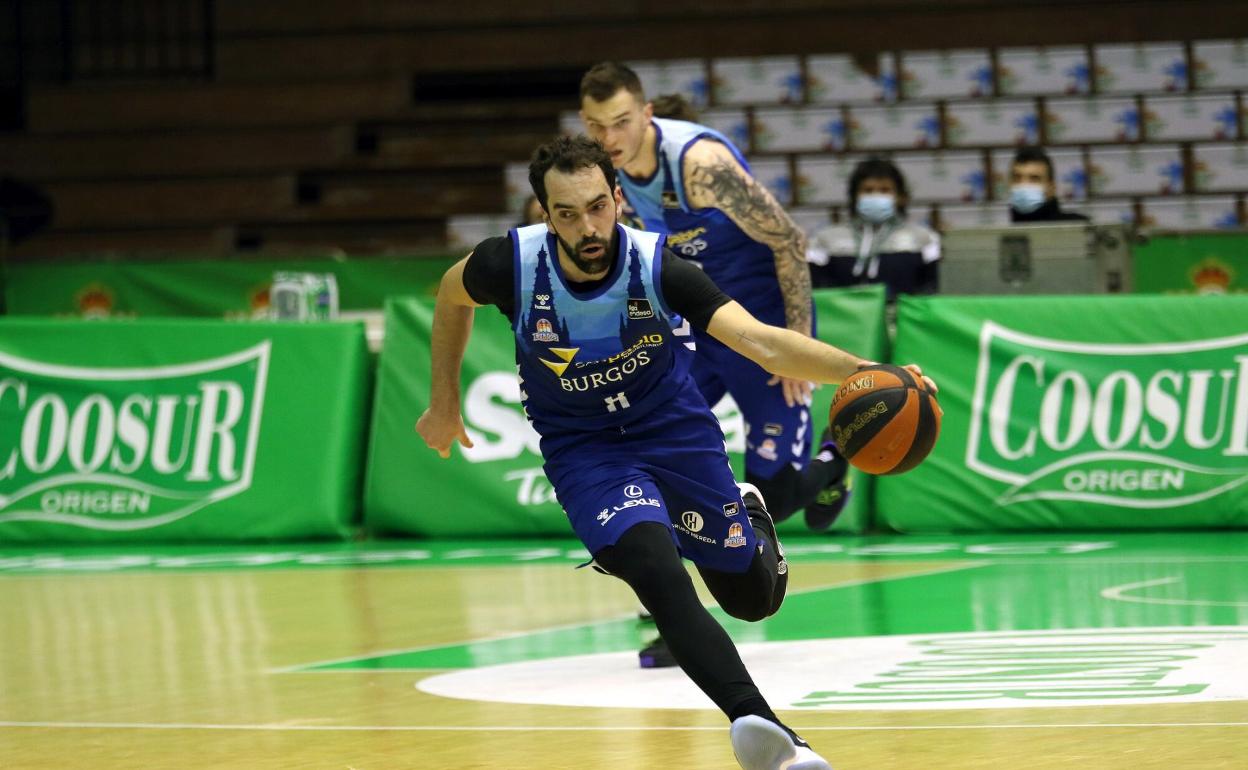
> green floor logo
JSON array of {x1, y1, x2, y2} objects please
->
[
  {"x1": 0, "y1": 342, "x2": 270, "y2": 530},
  {"x1": 415, "y1": 627, "x2": 1248, "y2": 711},
  {"x1": 967, "y1": 322, "x2": 1248, "y2": 508}
]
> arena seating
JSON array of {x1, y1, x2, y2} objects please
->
[{"x1": 453, "y1": 42, "x2": 1246, "y2": 247}]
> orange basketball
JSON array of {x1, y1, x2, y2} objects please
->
[{"x1": 827, "y1": 364, "x2": 942, "y2": 475}]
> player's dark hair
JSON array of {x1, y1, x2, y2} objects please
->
[
  {"x1": 528, "y1": 135, "x2": 617, "y2": 212},
  {"x1": 848, "y1": 157, "x2": 909, "y2": 215},
  {"x1": 1012, "y1": 146, "x2": 1055, "y2": 183},
  {"x1": 580, "y1": 61, "x2": 646, "y2": 103},
  {"x1": 651, "y1": 92, "x2": 699, "y2": 122}
]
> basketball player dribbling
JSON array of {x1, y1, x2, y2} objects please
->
[{"x1": 416, "y1": 135, "x2": 936, "y2": 770}]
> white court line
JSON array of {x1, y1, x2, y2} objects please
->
[
  {"x1": 973, "y1": 556, "x2": 1248, "y2": 565},
  {"x1": 1, "y1": 721, "x2": 1246, "y2": 732},
  {"x1": 274, "y1": 561, "x2": 991, "y2": 673},
  {"x1": 3, "y1": 552, "x2": 1246, "y2": 581},
  {"x1": 1101, "y1": 577, "x2": 1248, "y2": 608}
]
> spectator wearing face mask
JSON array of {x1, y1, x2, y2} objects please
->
[
  {"x1": 1008, "y1": 146, "x2": 1088, "y2": 223},
  {"x1": 806, "y1": 157, "x2": 940, "y2": 300}
]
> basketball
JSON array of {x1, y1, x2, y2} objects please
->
[{"x1": 827, "y1": 364, "x2": 942, "y2": 475}]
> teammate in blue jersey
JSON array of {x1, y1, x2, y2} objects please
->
[
  {"x1": 417, "y1": 135, "x2": 937, "y2": 770},
  {"x1": 579, "y1": 62, "x2": 850, "y2": 533}
]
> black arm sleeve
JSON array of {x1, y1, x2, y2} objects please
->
[
  {"x1": 460, "y1": 235, "x2": 516, "y2": 319},
  {"x1": 660, "y1": 249, "x2": 732, "y2": 330}
]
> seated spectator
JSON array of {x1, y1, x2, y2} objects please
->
[
  {"x1": 806, "y1": 157, "x2": 940, "y2": 300},
  {"x1": 1008, "y1": 146, "x2": 1089, "y2": 223}
]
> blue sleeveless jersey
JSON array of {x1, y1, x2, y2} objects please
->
[
  {"x1": 618, "y1": 117, "x2": 784, "y2": 325},
  {"x1": 511, "y1": 223, "x2": 694, "y2": 434}
]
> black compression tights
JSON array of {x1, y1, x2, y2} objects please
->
[{"x1": 592, "y1": 522, "x2": 783, "y2": 723}]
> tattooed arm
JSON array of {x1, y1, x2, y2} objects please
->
[
  {"x1": 682, "y1": 139, "x2": 812, "y2": 337},
  {"x1": 683, "y1": 139, "x2": 816, "y2": 406}
]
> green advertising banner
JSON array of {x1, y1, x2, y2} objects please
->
[
  {"x1": 1133, "y1": 232, "x2": 1248, "y2": 295},
  {"x1": 364, "y1": 286, "x2": 888, "y2": 538},
  {"x1": 0, "y1": 319, "x2": 371, "y2": 542},
  {"x1": 879, "y1": 294, "x2": 1248, "y2": 531},
  {"x1": 3, "y1": 255, "x2": 457, "y2": 318}
]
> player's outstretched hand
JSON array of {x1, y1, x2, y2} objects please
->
[
  {"x1": 415, "y1": 408, "x2": 475, "y2": 459},
  {"x1": 855, "y1": 361, "x2": 939, "y2": 395},
  {"x1": 901, "y1": 363, "x2": 938, "y2": 395},
  {"x1": 766, "y1": 374, "x2": 815, "y2": 408}
]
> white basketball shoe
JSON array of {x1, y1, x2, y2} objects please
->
[{"x1": 730, "y1": 715, "x2": 832, "y2": 770}]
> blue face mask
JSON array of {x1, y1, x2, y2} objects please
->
[
  {"x1": 1010, "y1": 184, "x2": 1048, "y2": 214},
  {"x1": 856, "y1": 194, "x2": 896, "y2": 224}
]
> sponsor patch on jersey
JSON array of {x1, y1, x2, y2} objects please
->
[
  {"x1": 661, "y1": 190, "x2": 681, "y2": 209},
  {"x1": 675, "y1": 522, "x2": 716, "y2": 545},
  {"x1": 722, "y1": 501, "x2": 740, "y2": 518},
  {"x1": 763, "y1": 423, "x2": 784, "y2": 437},
  {"x1": 681, "y1": 510, "x2": 704, "y2": 532},
  {"x1": 627, "y1": 298, "x2": 654, "y2": 320},
  {"x1": 757, "y1": 439, "x2": 779, "y2": 461},
  {"x1": 532, "y1": 318, "x2": 559, "y2": 343}
]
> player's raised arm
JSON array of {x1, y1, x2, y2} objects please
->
[
  {"x1": 682, "y1": 140, "x2": 813, "y2": 338},
  {"x1": 415, "y1": 256, "x2": 478, "y2": 459}
]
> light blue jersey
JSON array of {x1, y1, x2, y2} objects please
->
[
  {"x1": 617, "y1": 117, "x2": 784, "y2": 324},
  {"x1": 511, "y1": 222, "x2": 694, "y2": 435}
]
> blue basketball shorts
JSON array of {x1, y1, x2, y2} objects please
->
[
  {"x1": 690, "y1": 330, "x2": 814, "y2": 481},
  {"x1": 539, "y1": 389, "x2": 758, "y2": 574}
]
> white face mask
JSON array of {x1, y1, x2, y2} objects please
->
[
  {"x1": 856, "y1": 194, "x2": 896, "y2": 223},
  {"x1": 1010, "y1": 184, "x2": 1048, "y2": 214}
]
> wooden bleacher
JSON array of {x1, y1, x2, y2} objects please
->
[
  {"x1": 6, "y1": 76, "x2": 560, "y2": 257},
  {"x1": 6, "y1": 1, "x2": 1247, "y2": 258}
]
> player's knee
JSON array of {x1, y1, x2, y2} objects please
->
[
  {"x1": 714, "y1": 570, "x2": 776, "y2": 622},
  {"x1": 768, "y1": 571, "x2": 789, "y2": 617},
  {"x1": 718, "y1": 590, "x2": 773, "y2": 623}
]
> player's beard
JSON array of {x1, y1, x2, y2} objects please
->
[{"x1": 557, "y1": 230, "x2": 616, "y2": 277}]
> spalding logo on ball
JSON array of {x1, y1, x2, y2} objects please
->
[{"x1": 827, "y1": 363, "x2": 942, "y2": 475}]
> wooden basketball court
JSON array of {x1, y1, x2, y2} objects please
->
[{"x1": 3, "y1": 532, "x2": 1246, "y2": 768}]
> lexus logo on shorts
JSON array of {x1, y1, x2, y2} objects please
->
[
  {"x1": 681, "y1": 511, "x2": 704, "y2": 532},
  {"x1": 624, "y1": 484, "x2": 643, "y2": 498}
]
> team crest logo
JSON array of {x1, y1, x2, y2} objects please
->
[
  {"x1": 75, "y1": 283, "x2": 115, "y2": 319},
  {"x1": 531, "y1": 318, "x2": 559, "y2": 343},
  {"x1": 724, "y1": 522, "x2": 748, "y2": 548},
  {"x1": 757, "y1": 439, "x2": 779, "y2": 461}
]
